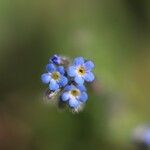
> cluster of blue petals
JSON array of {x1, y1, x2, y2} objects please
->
[
  {"x1": 61, "y1": 84, "x2": 88, "y2": 109},
  {"x1": 41, "y1": 63, "x2": 68, "y2": 91},
  {"x1": 41, "y1": 55, "x2": 95, "y2": 111},
  {"x1": 68, "y1": 57, "x2": 95, "y2": 85}
]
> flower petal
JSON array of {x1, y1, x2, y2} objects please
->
[
  {"x1": 57, "y1": 66, "x2": 65, "y2": 75},
  {"x1": 61, "y1": 92, "x2": 70, "y2": 101},
  {"x1": 67, "y1": 66, "x2": 76, "y2": 77},
  {"x1": 69, "y1": 98, "x2": 80, "y2": 108},
  {"x1": 73, "y1": 57, "x2": 84, "y2": 66},
  {"x1": 75, "y1": 76, "x2": 84, "y2": 85},
  {"x1": 41, "y1": 73, "x2": 51, "y2": 84},
  {"x1": 60, "y1": 76, "x2": 68, "y2": 87},
  {"x1": 49, "y1": 79, "x2": 59, "y2": 90},
  {"x1": 46, "y1": 63, "x2": 56, "y2": 72},
  {"x1": 64, "y1": 85, "x2": 75, "y2": 91},
  {"x1": 80, "y1": 92, "x2": 88, "y2": 103},
  {"x1": 77, "y1": 85, "x2": 87, "y2": 92},
  {"x1": 84, "y1": 60, "x2": 94, "y2": 71},
  {"x1": 84, "y1": 72, "x2": 95, "y2": 82}
]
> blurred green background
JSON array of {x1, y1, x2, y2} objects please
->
[{"x1": 0, "y1": 0, "x2": 150, "y2": 149}]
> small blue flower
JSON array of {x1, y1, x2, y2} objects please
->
[
  {"x1": 133, "y1": 126, "x2": 150, "y2": 146},
  {"x1": 41, "y1": 63, "x2": 68, "y2": 91},
  {"x1": 67, "y1": 57, "x2": 95, "y2": 85},
  {"x1": 143, "y1": 129, "x2": 150, "y2": 146},
  {"x1": 61, "y1": 84, "x2": 88, "y2": 109},
  {"x1": 50, "y1": 54, "x2": 62, "y2": 65}
]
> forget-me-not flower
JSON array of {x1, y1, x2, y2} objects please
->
[
  {"x1": 41, "y1": 54, "x2": 96, "y2": 112},
  {"x1": 133, "y1": 125, "x2": 150, "y2": 146},
  {"x1": 41, "y1": 63, "x2": 68, "y2": 91},
  {"x1": 67, "y1": 57, "x2": 95, "y2": 85},
  {"x1": 61, "y1": 84, "x2": 88, "y2": 109},
  {"x1": 50, "y1": 54, "x2": 62, "y2": 65}
]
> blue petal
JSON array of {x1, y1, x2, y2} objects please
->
[
  {"x1": 69, "y1": 98, "x2": 80, "y2": 108},
  {"x1": 84, "y1": 60, "x2": 94, "y2": 71},
  {"x1": 77, "y1": 85, "x2": 87, "y2": 92},
  {"x1": 41, "y1": 73, "x2": 51, "y2": 84},
  {"x1": 57, "y1": 66, "x2": 65, "y2": 75},
  {"x1": 64, "y1": 85, "x2": 75, "y2": 91},
  {"x1": 49, "y1": 79, "x2": 59, "y2": 90},
  {"x1": 75, "y1": 76, "x2": 84, "y2": 85},
  {"x1": 61, "y1": 92, "x2": 70, "y2": 101},
  {"x1": 79, "y1": 92, "x2": 88, "y2": 103},
  {"x1": 67, "y1": 66, "x2": 76, "y2": 77},
  {"x1": 46, "y1": 63, "x2": 56, "y2": 72},
  {"x1": 60, "y1": 76, "x2": 68, "y2": 87},
  {"x1": 73, "y1": 57, "x2": 84, "y2": 66},
  {"x1": 84, "y1": 72, "x2": 95, "y2": 82}
]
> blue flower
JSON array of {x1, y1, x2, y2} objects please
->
[
  {"x1": 50, "y1": 54, "x2": 62, "y2": 65},
  {"x1": 133, "y1": 126, "x2": 150, "y2": 146},
  {"x1": 143, "y1": 129, "x2": 150, "y2": 146},
  {"x1": 61, "y1": 84, "x2": 88, "y2": 109},
  {"x1": 67, "y1": 57, "x2": 95, "y2": 85},
  {"x1": 41, "y1": 63, "x2": 68, "y2": 91}
]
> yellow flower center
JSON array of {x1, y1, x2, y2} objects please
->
[
  {"x1": 52, "y1": 72, "x2": 60, "y2": 80},
  {"x1": 77, "y1": 66, "x2": 86, "y2": 76},
  {"x1": 71, "y1": 89, "x2": 80, "y2": 97}
]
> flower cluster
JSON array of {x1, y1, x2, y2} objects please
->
[{"x1": 41, "y1": 54, "x2": 95, "y2": 112}]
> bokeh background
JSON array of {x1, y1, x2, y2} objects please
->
[{"x1": 0, "y1": 0, "x2": 150, "y2": 150}]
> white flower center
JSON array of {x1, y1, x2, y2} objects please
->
[
  {"x1": 70, "y1": 89, "x2": 80, "y2": 97},
  {"x1": 77, "y1": 66, "x2": 86, "y2": 76},
  {"x1": 52, "y1": 72, "x2": 60, "y2": 80}
]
